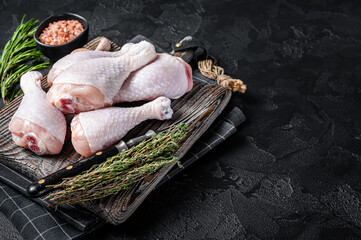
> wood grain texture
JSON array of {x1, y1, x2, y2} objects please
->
[{"x1": 0, "y1": 37, "x2": 231, "y2": 224}]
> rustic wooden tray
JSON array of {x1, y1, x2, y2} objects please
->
[{"x1": 0, "y1": 36, "x2": 231, "y2": 224}]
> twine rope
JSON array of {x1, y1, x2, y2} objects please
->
[{"x1": 198, "y1": 59, "x2": 246, "y2": 93}]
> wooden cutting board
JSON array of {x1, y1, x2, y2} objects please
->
[{"x1": 0, "y1": 36, "x2": 232, "y2": 224}]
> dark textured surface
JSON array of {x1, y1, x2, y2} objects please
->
[{"x1": 1, "y1": 0, "x2": 361, "y2": 239}]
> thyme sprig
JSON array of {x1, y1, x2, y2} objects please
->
[
  {"x1": 45, "y1": 124, "x2": 188, "y2": 207},
  {"x1": 0, "y1": 15, "x2": 50, "y2": 103}
]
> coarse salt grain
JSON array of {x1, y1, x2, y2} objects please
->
[{"x1": 39, "y1": 20, "x2": 84, "y2": 45}]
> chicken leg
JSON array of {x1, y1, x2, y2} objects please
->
[
  {"x1": 71, "y1": 96, "x2": 173, "y2": 157},
  {"x1": 9, "y1": 71, "x2": 66, "y2": 155},
  {"x1": 46, "y1": 41, "x2": 157, "y2": 114}
]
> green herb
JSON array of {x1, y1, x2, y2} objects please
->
[
  {"x1": 45, "y1": 123, "x2": 188, "y2": 207},
  {"x1": 0, "y1": 15, "x2": 50, "y2": 103}
]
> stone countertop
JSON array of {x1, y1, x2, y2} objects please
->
[{"x1": 1, "y1": 0, "x2": 361, "y2": 239}]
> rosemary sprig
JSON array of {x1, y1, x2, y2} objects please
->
[
  {"x1": 0, "y1": 15, "x2": 50, "y2": 103},
  {"x1": 45, "y1": 124, "x2": 188, "y2": 207}
]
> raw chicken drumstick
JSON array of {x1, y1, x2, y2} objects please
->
[
  {"x1": 46, "y1": 41, "x2": 157, "y2": 114},
  {"x1": 9, "y1": 71, "x2": 66, "y2": 155},
  {"x1": 115, "y1": 53, "x2": 193, "y2": 102},
  {"x1": 71, "y1": 96, "x2": 173, "y2": 157},
  {"x1": 47, "y1": 38, "x2": 132, "y2": 86}
]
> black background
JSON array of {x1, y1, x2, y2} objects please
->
[{"x1": 1, "y1": 0, "x2": 361, "y2": 239}]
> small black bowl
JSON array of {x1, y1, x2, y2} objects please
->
[{"x1": 34, "y1": 13, "x2": 89, "y2": 62}]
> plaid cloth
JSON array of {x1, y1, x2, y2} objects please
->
[
  {"x1": 0, "y1": 176, "x2": 88, "y2": 240},
  {"x1": 0, "y1": 161, "x2": 103, "y2": 232}
]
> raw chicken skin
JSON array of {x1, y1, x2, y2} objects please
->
[
  {"x1": 71, "y1": 96, "x2": 173, "y2": 157},
  {"x1": 46, "y1": 41, "x2": 156, "y2": 113},
  {"x1": 47, "y1": 41, "x2": 134, "y2": 85},
  {"x1": 114, "y1": 53, "x2": 193, "y2": 102},
  {"x1": 9, "y1": 71, "x2": 66, "y2": 155}
]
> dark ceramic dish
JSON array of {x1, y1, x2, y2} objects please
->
[{"x1": 34, "y1": 13, "x2": 89, "y2": 62}]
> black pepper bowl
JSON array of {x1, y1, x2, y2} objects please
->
[{"x1": 34, "y1": 13, "x2": 89, "y2": 62}]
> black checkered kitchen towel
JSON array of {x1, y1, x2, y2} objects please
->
[{"x1": 0, "y1": 104, "x2": 245, "y2": 240}]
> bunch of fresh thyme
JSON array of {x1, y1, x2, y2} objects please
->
[
  {"x1": 0, "y1": 15, "x2": 50, "y2": 103},
  {"x1": 45, "y1": 123, "x2": 188, "y2": 207}
]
